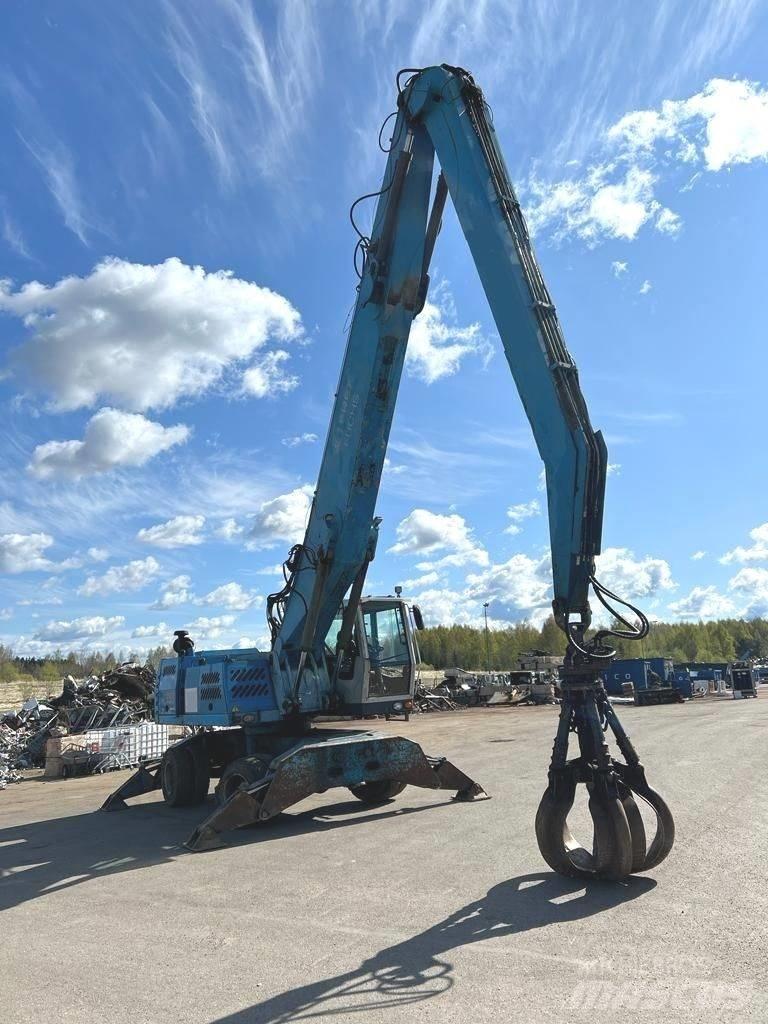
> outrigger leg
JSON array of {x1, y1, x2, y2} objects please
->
[
  {"x1": 535, "y1": 648, "x2": 675, "y2": 881},
  {"x1": 101, "y1": 730, "x2": 488, "y2": 853},
  {"x1": 101, "y1": 759, "x2": 162, "y2": 810},
  {"x1": 187, "y1": 732, "x2": 488, "y2": 852}
]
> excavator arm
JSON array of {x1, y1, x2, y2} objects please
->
[{"x1": 272, "y1": 64, "x2": 629, "y2": 685}]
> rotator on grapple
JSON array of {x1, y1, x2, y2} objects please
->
[{"x1": 103, "y1": 64, "x2": 673, "y2": 879}]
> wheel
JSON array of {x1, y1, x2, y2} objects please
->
[
  {"x1": 216, "y1": 756, "x2": 269, "y2": 808},
  {"x1": 348, "y1": 780, "x2": 406, "y2": 803},
  {"x1": 161, "y1": 745, "x2": 199, "y2": 807}
]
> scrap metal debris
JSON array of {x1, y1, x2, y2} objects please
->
[{"x1": 0, "y1": 663, "x2": 155, "y2": 788}]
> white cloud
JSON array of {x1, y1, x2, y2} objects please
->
[
  {"x1": 639, "y1": 280, "x2": 652, "y2": 295},
  {"x1": 186, "y1": 614, "x2": 237, "y2": 641},
  {"x1": 201, "y1": 582, "x2": 259, "y2": 611},
  {"x1": 466, "y1": 553, "x2": 553, "y2": 624},
  {"x1": 727, "y1": 567, "x2": 768, "y2": 617},
  {"x1": 596, "y1": 547, "x2": 676, "y2": 599},
  {"x1": 691, "y1": 550, "x2": 707, "y2": 561},
  {"x1": 607, "y1": 462, "x2": 622, "y2": 476},
  {"x1": 526, "y1": 165, "x2": 664, "y2": 244},
  {"x1": 383, "y1": 457, "x2": 407, "y2": 476},
  {"x1": 2, "y1": 257, "x2": 302, "y2": 412},
  {"x1": 138, "y1": 514, "x2": 206, "y2": 548},
  {"x1": 407, "y1": 587, "x2": 479, "y2": 628},
  {"x1": 35, "y1": 615, "x2": 124, "y2": 642},
  {"x1": 17, "y1": 595, "x2": 63, "y2": 607},
  {"x1": 248, "y1": 484, "x2": 313, "y2": 550},
  {"x1": 611, "y1": 261, "x2": 628, "y2": 277},
  {"x1": 151, "y1": 574, "x2": 193, "y2": 610},
  {"x1": 399, "y1": 571, "x2": 442, "y2": 591},
  {"x1": 281, "y1": 432, "x2": 318, "y2": 447},
  {"x1": 241, "y1": 350, "x2": 298, "y2": 398},
  {"x1": 214, "y1": 518, "x2": 245, "y2": 541},
  {"x1": 234, "y1": 635, "x2": 267, "y2": 650},
  {"x1": 388, "y1": 508, "x2": 488, "y2": 568},
  {"x1": 668, "y1": 585, "x2": 735, "y2": 620},
  {"x1": 526, "y1": 77, "x2": 768, "y2": 246},
  {"x1": 720, "y1": 523, "x2": 768, "y2": 564},
  {"x1": 28, "y1": 408, "x2": 190, "y2": 479},
  {"x1": 609, "y1": 77, "x2": 768, "y2": 173},
  {"x1": 188, "y1": 614, "x2": 237, "y2": 630},
  {"x1": 0, "y1": 532, "x2": 76, "y2": 574},
  {"x1": 79, "y1": 556, "x2": 160, "y2": 597},
  {"x1": 88, "y1": 547, "x2": 109, "y2": 562},
  {"x1": 655, "y1": 208, "x2": 681, "y2": 235},
  {"x1": 132, "y1": 622, "x2": 170, "y2": 638},
  {"x1": 504, "y1": 499, "x2": 540, "y2": 535},
  {"x1": 406, "y1": 286, "x2": 491, "y2": 384}
]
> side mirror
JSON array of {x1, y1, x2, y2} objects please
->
[{"x1": 412, "y1": 605, "x2": 424, "y2": 630}]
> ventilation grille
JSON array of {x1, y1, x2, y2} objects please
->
[
  {"x1": 231, "y1": 683, "x2": 270, "y2": 699},
  {"x1": 230, "y1": 666, "x2": 266, "y2": 682}
]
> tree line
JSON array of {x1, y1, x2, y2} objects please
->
[
  {"x1": 0, "y1": 644, "x2": 172, "y2": 686},
  {"x1": 416, "y1": 616, "x2": 768, "y2": 670},
  {"x1": 1, "y1": 615, "x2": 767, "y2": 687}
]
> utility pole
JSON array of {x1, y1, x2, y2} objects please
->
[{"x1": 483, "y1": 602, "x2": 491, "y2": 674}]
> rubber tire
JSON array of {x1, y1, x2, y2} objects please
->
[
  {"x1": 216, "y1": 756, "x2": 269, "y2": 808},
  {"x1": 161, "y1": 745, "x2": 198, "y2": 807},
  {"x1": 348, "y1": 780, "x2": 406, "y2": 803}
]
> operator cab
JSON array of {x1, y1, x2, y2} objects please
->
[{"x1": 325, "y1": 596, "x2": 422, "y2": 716}]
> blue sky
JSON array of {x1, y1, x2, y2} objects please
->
[{"x1": 1, "y1": 0, "x2": 768, "y2": 657}]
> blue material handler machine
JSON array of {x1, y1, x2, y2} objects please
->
[{"x1": 104, "y1": 66, "x2": 674, "y2": 880}]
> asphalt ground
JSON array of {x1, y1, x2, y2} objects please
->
[{"x1": 1, "y1": 695, "x2": 766, "y2": 1024}]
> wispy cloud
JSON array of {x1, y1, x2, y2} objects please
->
[
  {"x1": 652, "y1": 0, "x2": 761, "y2": 94},
  {"x1": 17, "y1": 133, "x2": 91, "y2": 245},
  {"x1": 162, "y1": 0, "x2": 320, "y2": 186},
  {"x1": 2, "y1": 72, "x2": 93, "y2": 245},
  {"x1": 0, "y1": 203, "x2": 33, "y2": 260}
]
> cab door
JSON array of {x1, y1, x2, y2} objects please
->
[{"x1": 361, "y1": 601, "x2": 414, "y2": 702}]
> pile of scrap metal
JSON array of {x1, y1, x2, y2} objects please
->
[
  {"x1": 431, "y1": 668, "x2": 559, "y2": 708},
  {"x1": 0, "y1": 728, "x2": 26, "y2": 788},
  {"x1": 0, "y1": 662, "x2": 155, "y2": 785},
  {"x1": 413, "y1": 683, "x2": 463, "y2": 712},
  {"x1": 49, "y1": 662, "x2": 155, "y2": 730},
  {"x1": 501, "y1": 670, "x2": 558, "y2": 706}
]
